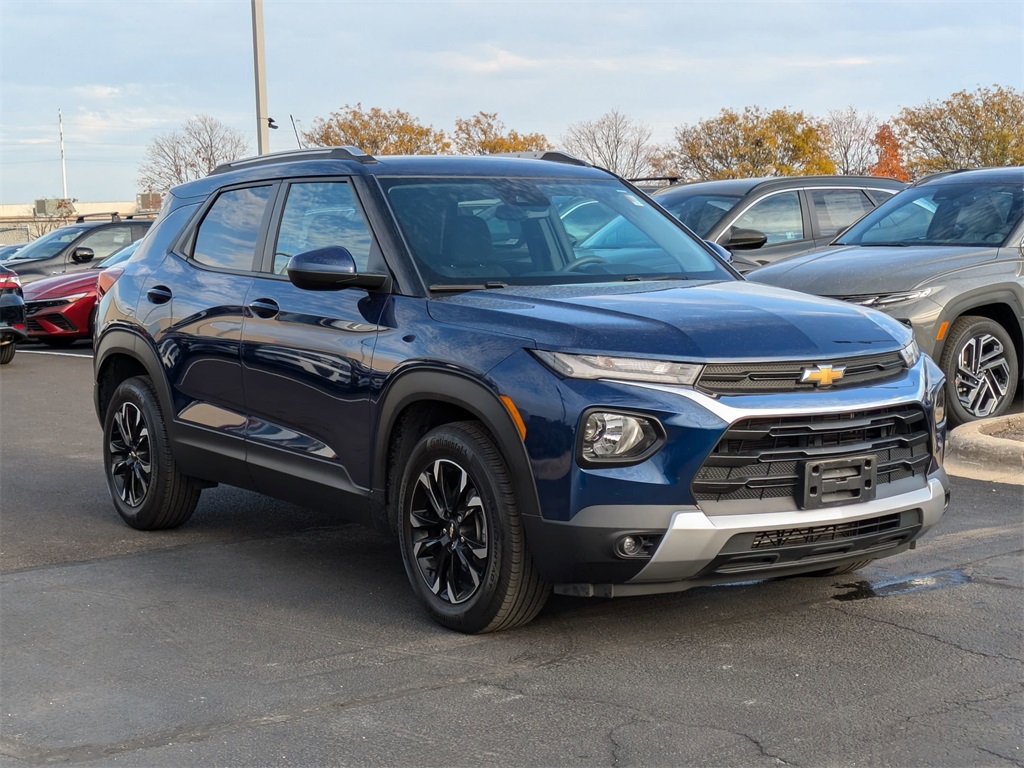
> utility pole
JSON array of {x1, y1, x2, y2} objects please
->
[
  {"x1": 251, "y1": 0, "x2": 270, "y2": 154},
  {"x1": 58, "y1": 109, "x2": 67, "y2": 199}
]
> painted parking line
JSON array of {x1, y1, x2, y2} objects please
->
[{"x1": 16, "y1": 349, "x2": 94, "y2": 359}]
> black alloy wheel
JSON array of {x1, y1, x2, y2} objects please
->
[
  {"x1": 409, "y1": 458, "x2": 489, "y2": 604},
  {"x1": 109, "y1": 400, "x2": 152, "y2": 507},
  {"x1": 939, "y1": 316, "x2": 1019, "y2": 426},
  {"x1": 102, "y1": 376, "x2": 201, "y2": 530},
  {"x1": 397, "y1": 422, "x2": 549, "y2": 633}
]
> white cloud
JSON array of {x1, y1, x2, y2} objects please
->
[{"x1": 71, "y1": 85, "x2": 123, "y2": 99}]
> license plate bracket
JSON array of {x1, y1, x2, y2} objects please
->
[{"x1": 801, "y1": 455, "x2": 877, "y2": 509}]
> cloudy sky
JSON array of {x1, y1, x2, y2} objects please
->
[{"x1": 1, "y1": 0, "x2": 1021, "y2": 203}]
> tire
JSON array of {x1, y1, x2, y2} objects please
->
[
  {"x1": 102, "y1": 375, "x2": 201, "y2": 530},
  {"x1": 806, "y1": 558, "x2": 874, "y2": 577},
  {"x1": 938, "y1": 316, "x2": 1019, "y2": 427},
  {"x1": 0, "y1": 342, "x2": 15, "y2": 365},
  {"x1": 397, "y1": 421, "x2": 549, "y2": 633}
]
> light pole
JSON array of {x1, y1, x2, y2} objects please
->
[{"x1": 251, "y1": 0, "x2": 270, "y2": 155}]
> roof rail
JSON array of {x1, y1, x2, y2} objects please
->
[
  {"x1": 75, "y1": 212, "x2": 121, "y2": 223},
  {"x1": 629, "y1": 176, "x2": 681, "y2": 185},
  {"x1": 211, "y1": 146, "x2": 377, "y2": 175},
  {"x1": 493, "y1": 150, "x2": 591, "y2": 167}
]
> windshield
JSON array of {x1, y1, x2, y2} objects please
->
[
  {"x1": 836, "y1": 180, "x2": 1024, "y2": 247},
  {"x1": 654, "y1": 192, "x2": 743, "y2": 236},
  {"x1": 380, "y1": 177, "x2": 733, "y2": 289},
  {"x1": 5, "y1": 224, "x2": 91, "y2": 261}
]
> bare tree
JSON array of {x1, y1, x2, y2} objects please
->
[
  {"x1": 138, "y1": 115, "x2": 250, "y2": 193},
  {"x1": 561, "y1": 109, "x2": 656, "y2": 178},
  {"x1": 826, "y1": 107, "x2": 879, "y2": 175}
]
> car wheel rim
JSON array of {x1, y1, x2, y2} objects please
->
[
  {"x1": 409, "y1": 459, "x2": 489, "y2": 605},
  {"x1": 108, "y1": 402, "x2": 152, "y2": 507},
  {"x1": 954, "y1": 332, "x2": 1011, "y2": 418}
]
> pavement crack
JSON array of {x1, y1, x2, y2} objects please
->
[
  {"x1": 976, "y1": 745, "x2": 1024, "y2": 766},
  {"x1": 831, "y1": 605, "x2": 1022, "y2": 662}
]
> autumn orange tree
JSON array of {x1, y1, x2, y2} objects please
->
[
  {"x1": 452, "y1": 111, "x2": 551, "y2": 154},
  {"x1": 869, "y1": 124, "x2": 910, "y2": 181},
  {"x1": 895, "y1": 85, "x2": 1024, "y2": 175},
  {"x1": 658, "y1": 106, "x2": 835, "y2": 180},
  {"x1": 302, "y1": 103, "x2": 450, "y2": 155}
]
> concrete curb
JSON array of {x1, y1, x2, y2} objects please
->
[{"x1": 945, "y1": 413, "x2": 1024, "y2": 485}]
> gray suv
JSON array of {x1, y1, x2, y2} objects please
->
[
  {"x1": 650, "y1": 175, "x2": 905, "y2": 271},
  {"x1": 750, "y1": 167, "x2": 1023, "y2": 426}
]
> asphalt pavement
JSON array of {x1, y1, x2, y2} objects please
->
[{"x1": 1, "y1": 347, "x2": 1021, "y2": 767}]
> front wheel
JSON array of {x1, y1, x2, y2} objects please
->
[
  {"x1": 938, "y1": 316, "x2": 1019, "y2": 427},
  {"x1": 397, "y1": 422, "x2": 549, "y2": 633},
  {"x1": 102, "y1": 376, "x2": 202, "y2": 530},
  {"x1": 0, "y1": 341, "x2": 15, "y2": 364}
]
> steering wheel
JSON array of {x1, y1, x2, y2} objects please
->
[{"x1": 559, "y1": 255, "x2": 611, "y2": 272}]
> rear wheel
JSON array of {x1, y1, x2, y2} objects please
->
[
  {"x1": 102, "y1": 376, "x2": 201, "y2": 530},
  {"x1": 0, "y1": 341, "x2": 15, "y2": 364},
  {"x1": 397, "y1": 422, "x2": 549, "y2": 633},
  {"x1": 938, "y1": 316, "x2": 1018, "y2": 426}
]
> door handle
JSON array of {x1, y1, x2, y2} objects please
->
[
  {"x1": 248, "y1": 298, "x2": 280, "y2": 319},
  {"x1": 146, "y1": 285, "x2": 172, "y2": 304}
]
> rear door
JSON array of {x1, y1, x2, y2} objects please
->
[
  {"x1": 807, "y1": 187, "x2": 876, "y2": 250},
  {"x1": 144, "y1": 183, "x2": 276, "y2": 487},
  {"x1": 240, "y1": 178, "x2": 388, "y2": 518}
]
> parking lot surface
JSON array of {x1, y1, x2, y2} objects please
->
[{"x1": 1, "y1": 348, "x2": 1022, "y2": 766}]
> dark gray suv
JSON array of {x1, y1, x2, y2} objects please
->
[
  {"x1": 750, "y1": 167, "x2": 1023, "y2": 426},
  {"x1": 650, "y1": 176, "x2": 905, "y2": 271}
]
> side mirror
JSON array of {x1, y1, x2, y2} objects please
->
[
  {"x1": 725, "y1": 227, "x2": 769, "y2": 251},
  {"x1": 70, "y1": 246, "x2": 95, "y2": 264},
  {"x1": 286, "y1": 246, "x2": 388, "y2": 291}
]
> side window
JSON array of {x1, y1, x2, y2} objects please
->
[
  {"x1": 192, "y1": 186, "x2": 273, "y2": 271},
  {"x1": 77, "y1": 225, "x2": 135, "y2": 260},
  {"x1": 810, "y1": 189, "x2": 874, "y2": 238},
  {"x1": 273, "y1": 181, "x2": 373, "y2": 273},
  {"x1": 732, "y1": 191, "x2": 804, "y2": 244}
]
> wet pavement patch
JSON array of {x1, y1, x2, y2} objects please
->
[{"x1": 833, "y1": 569, "x2": 971, "y2": 601}]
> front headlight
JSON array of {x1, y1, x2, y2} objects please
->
[
  {"x1": 857, "y1": 288, "x2": 934, "y2": 307},
  {"x1": 899, "y1": 339, "x2": 921, "y2": 368},
  {"x1": 579, "y1": 410, "x2": 664, "y2": 464},
  {"x1": 534, "y1": 350, "x2": 703, "y2": 386},
  {"x1": 54, "y1": 292, "x2": 90, "y2": 304}
]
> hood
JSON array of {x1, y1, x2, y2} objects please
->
[
  {"x1": 747, "y1": 244, "x2": 999, "y2": 295},
  {"x1": 428, "y1": 280, "x2": 911, "y2": 360},
  {"x1": 22, "y1": 270, "x2": 99, "y2": 301}
]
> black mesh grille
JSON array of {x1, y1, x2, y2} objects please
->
[
  {"x1": 692, "y1": 405, "x2": 931, "y2": 505},
  {"x1": 27, "y1": 318, "x2": 43, "y2": 332},
  {"x1": 750, "y1": 514, "x2": 902, "y2": 549},
  {"x1": 697, "y1": 351, "x2": 905, "y2": 395},
  {"x1": 31, "y1": 313, "x2": 77, "y2": 332}
]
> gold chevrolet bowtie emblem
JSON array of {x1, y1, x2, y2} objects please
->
[{"x1": 800, "y1": 364, "x2": 846, "y2": 387}]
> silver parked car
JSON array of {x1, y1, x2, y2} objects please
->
[{"x1": 749, "y1": 166, "x2": 1023, "y2": 426}]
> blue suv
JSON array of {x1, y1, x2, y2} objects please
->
[{"x1": 94, "y1": 148, "x2": 950, "y2": 633}]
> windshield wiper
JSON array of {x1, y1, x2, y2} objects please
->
[
  {"x1": 847, "y1": 242, "x2": 911, "y2": 247},
  {"x1": 622, "y1": 275, "x2": 694, "y2": 282},
  {"x1": 429, "y1": 282, "x2": 509, "y2": 292}
]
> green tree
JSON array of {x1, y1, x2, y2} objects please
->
[
  {"x1": 303, "y1": 103, "x2": 450, "y2": 155},
  {"x1": 452, "y1": 112, "x2": 550, "y2": 155},
  {"x1": 659, "y1": 106, "x2": 835, "y2": 180},
  {"x1": 895, "y1": 85, "x2": 1024, "y2": 175}
]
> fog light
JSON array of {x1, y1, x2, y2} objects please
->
[
  {"x1": 614, "y1": 534, "x2": 662, "y2": 559},
  {"x1": 621, "y1": 536, "x2": 643, "y2": 556},
  {"x1": 580, "y1": 411, "x2": 662, "y2": 464}
]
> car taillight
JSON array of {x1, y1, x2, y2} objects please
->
[
  {"x1": 97, "y1": 266, "x2": 126, "y2": 298},
  {"x1": 0, "y1": 274, "x2": 20, "y2": 289}
]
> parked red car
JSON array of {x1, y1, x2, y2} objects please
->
[{"x1": 23, "y1": 241, "x2": 139, "y2": 345}]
